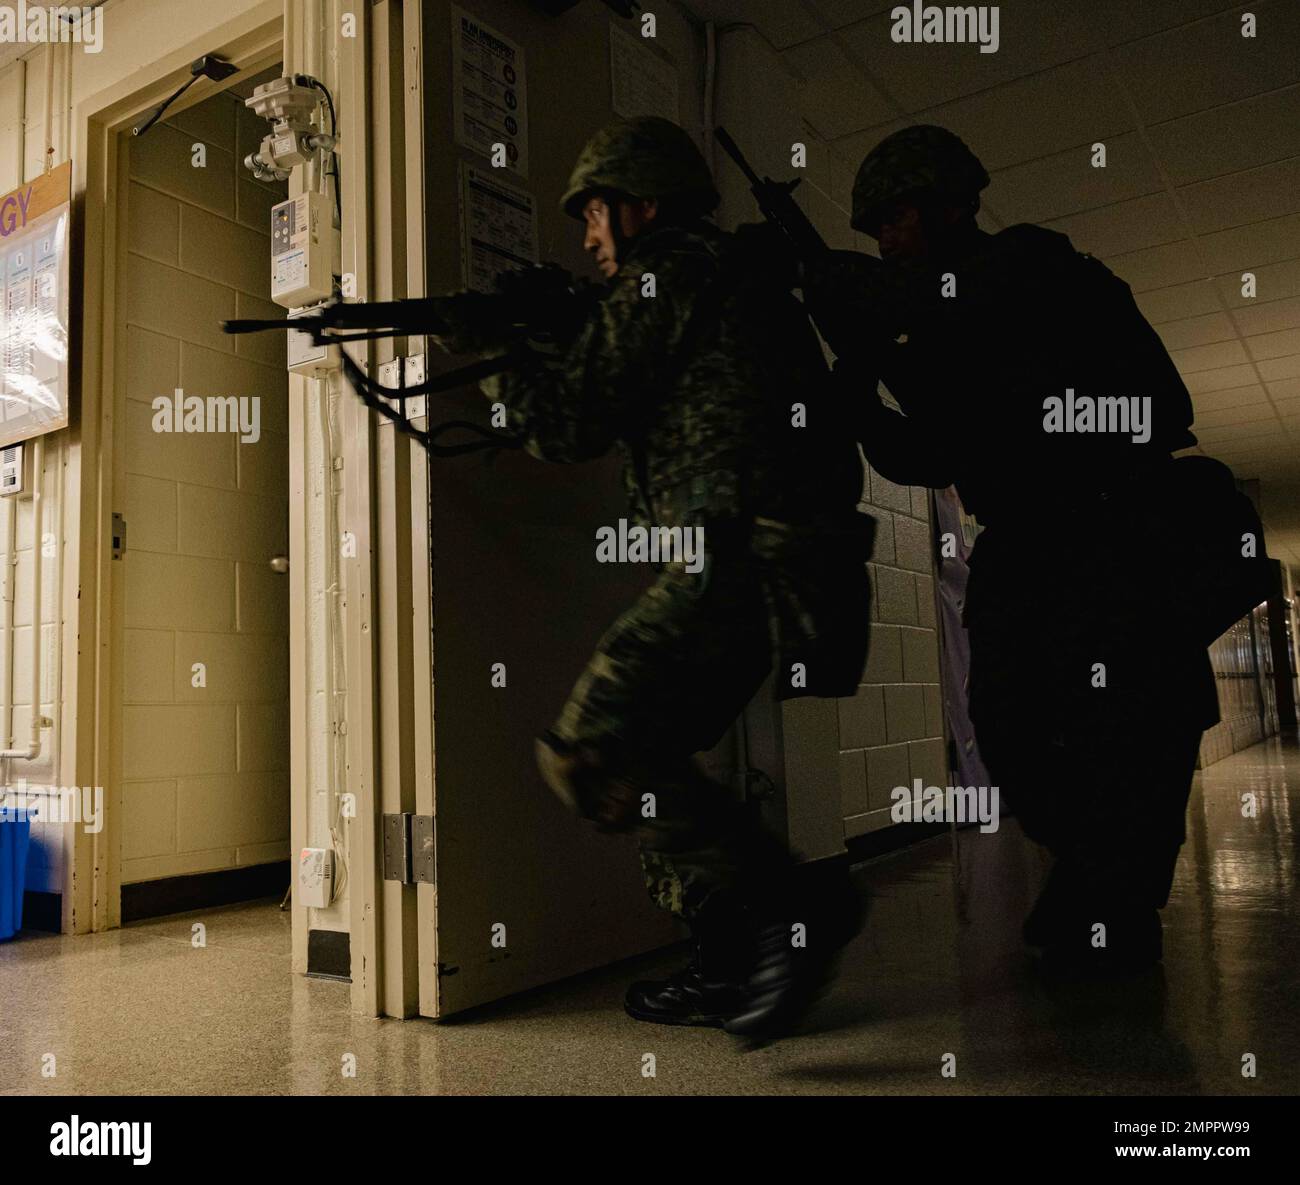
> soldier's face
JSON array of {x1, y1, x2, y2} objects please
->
[
  {"x1": 875, "y1": 202, "x2": 928, "y2": 260},
  {"x1": 582, "y1": 195, "x2": 658, "y2": 278}
]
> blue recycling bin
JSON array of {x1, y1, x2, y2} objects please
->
[{"x1": 0, "y1": 816, "x2": 30, "y2": 940}]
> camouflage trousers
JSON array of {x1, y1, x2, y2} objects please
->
[{"x1": 537, "y1": 557, "x2": 795, "y2": 921}]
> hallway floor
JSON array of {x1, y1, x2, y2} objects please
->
[{"x1": 3, "y1": 738, "x2": 1297, "y2": 1095}]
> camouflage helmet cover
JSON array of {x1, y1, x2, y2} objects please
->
[
  {"x1": 561, "y1": 116, "x2": 720, "y2": 219},
  {"x1": 851, "y1": 124, "x2": 990, "y2": 233}
]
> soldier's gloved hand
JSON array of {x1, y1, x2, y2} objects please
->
[
  {"x1": 800, "y1": 249, "x2": 902, "y2": 359},
  {"x1": 428, "y1": 293, "x2": 518, "y2": 356}
]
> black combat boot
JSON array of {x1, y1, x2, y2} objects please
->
[
  {"x1": 624, "y1": 893, "x2": 756, "y2": 1027},
  {"x1": 1023, "y1": 861, "x2": 1079, "y2": 947},
  {"x1": 723, "y1": 861, "x2": 866, "y2": 1039},
  {"x1": 1039, "y1": 904, "x2": 1163, "y2": 979}
]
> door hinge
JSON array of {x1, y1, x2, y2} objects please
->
[
  {"x1": 374, "y1": 354, "x2": 428, "y2": 422},
  {"x1": 382, "y1": 812, "x2": 435, "y2": 884},
  {"x1": 111, "y1": 512, "x2": 126, "y2": 560}
]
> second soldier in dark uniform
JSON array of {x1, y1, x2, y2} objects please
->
[{"x1": 811, "y1": 125, "x2": 1220, "y2": 974}]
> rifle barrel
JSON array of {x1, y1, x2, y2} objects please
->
[{"x1": 713, "y1": 126, "x2": 762, "y2": 187}]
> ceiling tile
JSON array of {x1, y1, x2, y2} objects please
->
[
  {"x1": 1194, "y1": 422, "x2": 1284, "y2": 445},
  {"x1": 1147, "y1": 85, "x2": 1300, "y2": 185},
  {"x1": 1088, "y1": 0, "x2": 1243, "y2": 47},
  {"x1": 1103, "y1": 240, "x2": 1204, "y2": 292},
  {"x1": 1135, "y1": 279, "x2": 1224, "y2": 323},
  {"x1": 1246, "y1": 329, "x2": 1300, "y2": 361},
  {"x1": 1179, "y1": 157, "x2": 1300, "y2": 236},
  {"x1": 1256, "y1": 354, "x2": 1300, "y2": 381},
  {"x1": 687, "y1": 0, "x2": 823, "y2": 49},
  {"x1": 1110, "y1": 0, "x2": 1300, "y2": 126},
  {"x1": 1266, "y1": 376, "x2": 1300, "y2": 400},
  {"x1": 1193, "y1": 403, "x2": 1280, "y2": 427},
  {"x1": 1156, "y1": 311, "x2": 1236, "y2": 351},
  {"x1": 1044, "y1": 190, "x2": 1183, "y2": 258},
  {"x1": 1169, "y1": 339, "x2": 1251, "y2": 373},
  {"x1": 987, "y1": 132, "x2": 1163, "y2": 225},
  {"x1": 1200, "y1": 212, "x2": 1300, "y2": 274},
  {"x1": 1184, "y1": 370, "x2": 1266, "y2": 396},
  {"x1": 806, "y1": 1, "x2": 898, "y2": 31},
  {"x1": 781, "y1": 36, "x2": 898, "y2": 138},
  {"x1": 838, "y1": 2, "x2": 1104, "y2": 113},
  {"x1": 830, "y1": 120, "x2": 908, "y2": 169},
  {"x1": 1232, "y1": 295, "x2": 1300, "y2": 336},
  {"x1": 1215, "y1": 257, "x2": 1300, "y2": 308},
  {"x1": 906, "y1": 58, "x2": 1133, "y2": 172}
]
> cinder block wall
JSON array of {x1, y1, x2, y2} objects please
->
[
  {"x1": 841, "y1": 469, "x2": 946, "y2": 836},
  {"x1": 118, "y1": 92, "x2": 290, "y2": 883}
]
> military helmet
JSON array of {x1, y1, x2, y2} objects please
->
[
  {"x1": 561, "y1": 116, "x2": 720, "y2": 220},
  {"x1": 851, "y1": 125, "x2": 989, "y2": 234}
]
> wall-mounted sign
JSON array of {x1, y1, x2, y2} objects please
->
[
  {"x1": 458, "y1": 163, "x2": 539, "y2": 294},
  {"x1": 451, "y1": 6, "x2": 529, "y2": 179},
  {"x1": 0, "y1": 161, "x2": 70, "y2": 447}
]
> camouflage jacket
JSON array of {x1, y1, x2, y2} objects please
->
[
  {"x1": 483, "y1": 222, "x2": 874, "y2": 697},
  {"x1": 485, "y1": 222, "x2": 866, "y2": 538}
]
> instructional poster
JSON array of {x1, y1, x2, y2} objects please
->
[
  {"x1": 0, "y1": 161, "x2": 70, "y2": 447},
  {"x1": 610, "y1": 23, "x2": 679, "y2": 122},
  {"x1": 451, "y1": 5, "x2": 529, "y2": 178},
  {"x1": 458, "y1": 164, "x2": 539, "y2": 294}
]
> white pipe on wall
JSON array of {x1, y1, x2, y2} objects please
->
[
  {"x1": 1, "y1": 436, "x2": 46, "y2": 760},
  {"x1": 1, "y1": 498, "x2": 15, "y2": 753}
]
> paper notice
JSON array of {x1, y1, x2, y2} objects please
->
[
  {"x1": 459, "y1": 164, "x2": 539, "y2": 294},
  {"x1": 451, "y1": 6, "x2": 529, "y2": 178}
]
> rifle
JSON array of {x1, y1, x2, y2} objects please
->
[
  {"x1": 713, "y1": 126, "x2": 901, "y2": 355},
  {"x1": 223, "y1": 264, "x2": 597, "y2": 455}
]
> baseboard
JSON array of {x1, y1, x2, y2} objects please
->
[
  {"x1": 845, "y1": 820, "x2": 950, "y2": 865},
  {"x1": 121, "y1": 860, "x2": 290, "y2": 923}
]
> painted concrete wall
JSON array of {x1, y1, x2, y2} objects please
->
[{"x1": 118, "y1": 90, "x2": 289, "y2": 883}]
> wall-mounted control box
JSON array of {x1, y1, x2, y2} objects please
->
[
  {"x1": 271, "y1": 191, "x2": 335, "y2": 308},
  {"x1": 287, "y1": 306, "x2": 341, "y2": 378}
]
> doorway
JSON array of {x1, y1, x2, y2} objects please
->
[{"x1": 112, "y1": 77, "x2": 291, "y2": 924}]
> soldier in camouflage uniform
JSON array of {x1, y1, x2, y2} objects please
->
[
  {"x1": 810, "y1": 125, "x2": 1220, "y2": 975},
  {"x1": 455, "y1": 118, "x2": 873, "y2": 1033}
]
